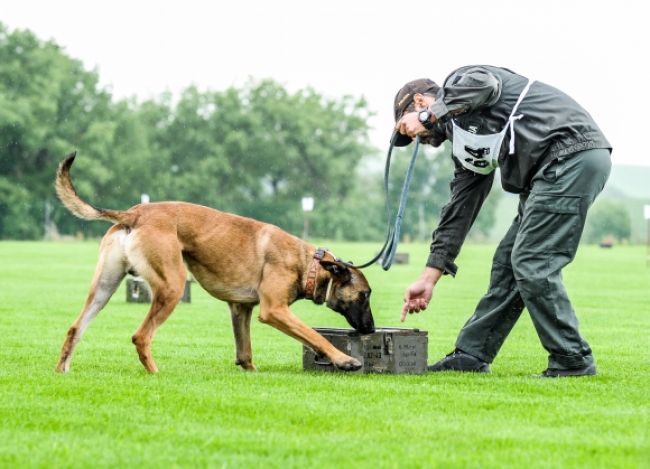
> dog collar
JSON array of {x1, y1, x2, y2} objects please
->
[{"x1": 304, "y1": 247, "x2": 326, "y2": 300}]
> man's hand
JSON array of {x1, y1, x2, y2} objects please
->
[
  {"x1": 396, "y1": 111, "x2": 426, "y2": 139},
  {"x1": 400, "y1": 267, "x2": 443, "y2": 322}
]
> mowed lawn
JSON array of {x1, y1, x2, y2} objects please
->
[{"x1": 0, "y1": 240, "x2": 648, "y2": 468}]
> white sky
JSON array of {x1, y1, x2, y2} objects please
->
[{"x1": 3, "y1": 0, "x2": 648, "y2": 166}]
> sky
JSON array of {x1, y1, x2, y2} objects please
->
[{"x1": 2, "y1": 0, "x2": 648, "y2": 167}]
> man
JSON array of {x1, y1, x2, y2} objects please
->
[{"x1": 394, "y1": 65, "x2": 611, "y2": 377}]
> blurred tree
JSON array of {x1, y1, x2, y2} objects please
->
[
  {"x1": 584, "y1": 199, "x2": 631, "y2": 243},
  {"x1": 0, "y1": 177, "x2": 41, "y2": 238},
  {"x1": 469, "y1": 183, "x2": 502, "y2": 240},
  {"x1": 384, "y1": 143, "x2": 453, "y2": 241},
  {"x1": 382, "y1": 142, "x2": 501, "y2": 242},
  {"x1": 140, "y1": 80, "x2": 373, "y2": 236},
  {"x1": 0, "y1": 22, "x2": 501, "y2": 243},
  {"x1": 0, "y1": 23, "x2": 114, "y2": 238}
]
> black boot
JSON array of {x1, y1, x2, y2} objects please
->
[
  {"x1": 428, "y1": 349, "x2": 490, "y2": 373},
  {"x1": 540, "y1": 364, "x2": 597, "y2": 377}
]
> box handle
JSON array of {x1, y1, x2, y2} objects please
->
[{"x1": 313, "y1": 355, "x2": 333, "y2": 366}]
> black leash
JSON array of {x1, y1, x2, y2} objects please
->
[{"x1": 353, "y1": 132, "x2": 421, "y2": 270}]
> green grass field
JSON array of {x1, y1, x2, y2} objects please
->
[{"x1": 1, "y1": 241, "x2": 648, "y2": 468}]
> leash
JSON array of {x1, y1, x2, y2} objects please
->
[{"x1": 354, "y1": 132, "x2": 421, "y2": 270}]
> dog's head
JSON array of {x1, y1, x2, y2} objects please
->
[{"x1": 319, "y1": 260, "x2": 375, "y2": 334}]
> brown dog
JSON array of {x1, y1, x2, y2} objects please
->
[{"x1": 54, "y1": 153, "x2": 375, "y2": 373}]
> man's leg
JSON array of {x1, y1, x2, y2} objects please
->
[
  {"x1": 430, "y1": 197, "x2": 529, "y2": 371},
  {"x1": 511, "y1": 149, "x2": 611, "y2": 373},
  {"x1": 453, "y1": 198, "x2": 527, "y2": 363}
]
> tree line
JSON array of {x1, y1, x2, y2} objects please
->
[{"x1": 0, "y1": 23, "x2": 502, "y2": 242}]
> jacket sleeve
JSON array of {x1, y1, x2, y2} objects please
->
[
  {"x1": 426, "y1": 162, "x2": 495, "y2": 276},
  {"x1": 429, "y1": 66, "x2": 502, "y2": 122}
]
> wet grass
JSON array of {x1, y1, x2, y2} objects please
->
[{"x1": 0, "y1": 240, "x2": 648, "y2": 468}]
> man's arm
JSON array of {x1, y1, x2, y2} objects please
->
[
  {"x1": 401, "y1": 162, "x2": 494, "y2": 319},
  {"x1": 426, "y1": 162, "x2": 495, "y2": 276},
  {"x1": 429, "y1": 66, "x2": 502, "y2": 122}
]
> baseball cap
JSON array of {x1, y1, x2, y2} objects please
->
[{"x1": 392, "y1": 78, "x2": 440, "y2": 147}]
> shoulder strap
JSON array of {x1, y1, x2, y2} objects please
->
[{"x1": 508, "y1": 79, "x2": 535, "y2": 120}]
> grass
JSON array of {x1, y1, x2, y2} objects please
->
[{"x1": 0, "y1": 240, "x2": 648, "y2": 468}]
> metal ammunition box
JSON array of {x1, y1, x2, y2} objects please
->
[
  {"x1": 303, "y1": 327, "x2": 428, "y2": 374},
  {"x1": 125, "y1": 277, "x2": 192, "y2": 303}
]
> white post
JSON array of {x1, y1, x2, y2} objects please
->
[{"x1": 301, "y1": 197, "x2": 314, "y2": 240}]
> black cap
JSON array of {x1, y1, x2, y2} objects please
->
[{"x1": 392, "y1": 78, "x2": 440, "y2": 147}]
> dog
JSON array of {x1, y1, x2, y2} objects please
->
[{"x1": 54, "y1": 153, "x2": 375, "y2": 373}]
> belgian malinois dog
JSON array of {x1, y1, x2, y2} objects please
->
[{"x1": 54, "y1": 153, "x2": 374, "y2": 373}]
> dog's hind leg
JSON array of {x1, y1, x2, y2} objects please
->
[
  {"x1": 228, "y1": 302, "x2": 256, "y2": 370},
  {"x1": 56, "y1": 226, "x2": 127, "y2": 373},
  {"x1": 129, "y1": 233, "x2": 186, "y2": 373}
]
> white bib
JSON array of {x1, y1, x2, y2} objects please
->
[{"x1": 452, "y1": 79, "x2": 535, "y2": 175}]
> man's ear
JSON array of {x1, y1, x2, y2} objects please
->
[
  {"x1": 413, "y1": 93, "x2": 435, "y2": 108},
  {"x1": 413, "y1": 93, "x2": 427, "y2": 107},
  {"x1": 320, "y1": 260, "x2": 351, "y2": 281}
]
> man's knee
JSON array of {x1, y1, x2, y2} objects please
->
[{"x1": 511, "y1": 246, "x2": 548, "y2": 296}]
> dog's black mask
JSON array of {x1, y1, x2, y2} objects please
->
[{"x1": 320, "y1": 260, "x2": 375, "y2": 334}]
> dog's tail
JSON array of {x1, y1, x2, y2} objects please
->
[{"x1": 55, "y1": 152, "x2": 136, "y2": 226}]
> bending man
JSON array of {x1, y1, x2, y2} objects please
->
[{"x1": 394, "y1": 65, "x2": 611, "y2": 377}]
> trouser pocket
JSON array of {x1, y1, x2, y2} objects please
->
[{"x1": 518, "y1": 193, "x2": 582, "y2": 255}]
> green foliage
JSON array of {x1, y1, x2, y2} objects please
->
[
  {"x1": 0, "y1": 23, "x2": 114, "y2": 238},
  {"x1": 0, "y1": 177, "x2": 41, "y2": 238},
  {"x1": 140, "y1": 81, "x2": 373, "y2": 236},
  {"x1": 585, "y1": 199, "x2": 632, "y2": 243},
  {"x1": 384, "y1": 143, "x2": 454, "y2": 241},
  {"x1": 382, "y1": 143, "x2": 502, "y2": 242},
  {"x1": 0, "y1": 22, "x2": 499, "y2": 242},
  {"x1": 1, "y1": 241, "x2": 648, "y2": 467},
  {"x1": 470, "y1": 184, "x2": 503, "y2": 239}
]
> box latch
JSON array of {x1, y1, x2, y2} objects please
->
[{"x1": 383, "y1": 334, "x2": 393, "y2": 355}]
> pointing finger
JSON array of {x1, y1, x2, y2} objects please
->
[{"x1": 400, "y1": 302, "x2": 409, "y2": 322}]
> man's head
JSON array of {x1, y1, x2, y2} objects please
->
[{"x1": 393, "y1": 78, "x2": 440, "y2": 147}]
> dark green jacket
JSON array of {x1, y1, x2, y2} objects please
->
[{"x1": 424, "y1": 65, "x2": 611, "y2": 275}]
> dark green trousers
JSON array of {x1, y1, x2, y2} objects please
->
[{"x1": 456, "y1": 148, "x2": 611, "y2": 370}]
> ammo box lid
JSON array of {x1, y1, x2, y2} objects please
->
[{"x1": 313, "y1": 327, "x2": 427, "y2": 337}]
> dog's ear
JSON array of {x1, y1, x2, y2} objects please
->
[{"x1": 320, "y1": 260, "x2": 351, "y2": 282}]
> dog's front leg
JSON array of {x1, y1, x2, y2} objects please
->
[
  {"x1": 258, "y1": 295, "x2": 361, "y2": 371},
  {"x1": 228, "y1": 302, "x2": 256, "y2": 370}
]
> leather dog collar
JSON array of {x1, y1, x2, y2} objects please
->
[{"x1": 304, "y1": 247, "x2": 326, "y2": 300}]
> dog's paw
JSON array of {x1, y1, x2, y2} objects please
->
[
  {"x1": 55, "y1": 361, "x2": 70, "y2": 373},
  {"x1": 335, "y1": 356, "x2": 362, "y2": 372},
  {"x1": 236, "y1": 360, "x2": 257, "y2": 371}
]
